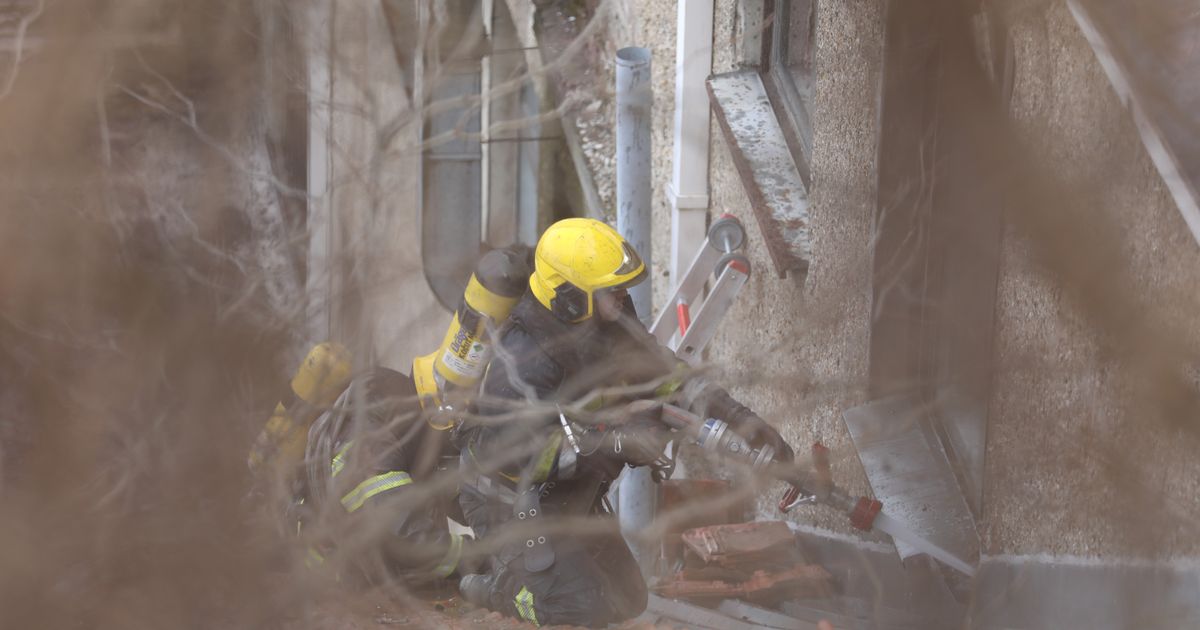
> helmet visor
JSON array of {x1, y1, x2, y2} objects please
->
[
  {"x1": 592, "y1": 273, "x2": 643, "y2": 320},
  {"x1": 594, "y1": 265, "x2": 647, "y2": 306},
  {"x1": 613, "y1": 241, "x2": 643, "y2": 276}
]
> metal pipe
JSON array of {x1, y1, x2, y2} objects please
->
[
  {"x1": 615, "y1": 46, "x2": 656, "y2": 575},
  {"x1": 615, "y1": 46, "x2": 653, "y2": 323},
  {"x1": 479, "y1": 0, "x2": 494, "y2": 243},
  {"x1": 306, "y1": 0, "x2": 334, "y2": 342}
]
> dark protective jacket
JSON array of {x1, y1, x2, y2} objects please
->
[
  {"x1": 300, "y1": 367, "x2": 465, "y2": 582},
  {"x1": 454, "y1": 291, "x2": 783, "y2": 627},
  {"x1": 459, "y1": 291, "x2": 775, "y2": 491}
]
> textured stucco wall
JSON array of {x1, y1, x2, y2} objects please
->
[
  {"x1": 981, "y1": 0, "x2": 1200, "y2": 558},
  {"x1": 629, "y1": 0, "x2": 884, "y2": 533},
  {"x1": 628, "y1": 0, "x2": 1200, "y2": 557},
  {"x1": 706, "y1": 0, "x2": 883, "y2": 529}
]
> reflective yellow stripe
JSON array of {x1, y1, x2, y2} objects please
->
[
  {"x1": 655, "y1": 376, "x2": 685, "y2": 398},
  {"x1": 530, "y1": 432, "x2": 564, "y2": 483},
  {"x1": 499, "y1": 470, "x2": 521, "y2": 483},
  {"x1": 432, "y1": 532, "x2": 464, "y2": 578},
  {"x1": 470, "y1": 445, "x2": 520, "y2": 483},
  {"x1": 340, "y1": 471, "x2": 412, "y2": 513},
  {"x1": 515, "y1": 586, "x2": 538, "y2": 625},
  {"x1": 330, "y1": 440, "x2": 354, "y2": 477},
  {"x1": 305, "y1": 547, "x2": 325, "y2": 569}
]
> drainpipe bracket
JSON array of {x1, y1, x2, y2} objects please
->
[{"x1": 667, "y1": 184, "x2": 710, "y2": 211}]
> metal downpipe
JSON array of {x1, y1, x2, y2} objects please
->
[{"x1": 614, "y1": 46, "x2": 656, "y2": 575}]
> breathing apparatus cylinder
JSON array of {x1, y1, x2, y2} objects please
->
[
  {"x1": 248, "y1": 342, "x2": 353, "y2": 473},
  {"x1": 413, "y1": 246, "x2": 532, "y2": 412}
]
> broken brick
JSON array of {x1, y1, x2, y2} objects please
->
[{"x1": 681, "y1": 521, "x2": 800, "y2": 568}]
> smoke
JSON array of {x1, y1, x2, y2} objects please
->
[
  {"x1": 0, "y1": 1, "x2": 316, "y2": 628},
  {"x1": 1, "y1": 0, "x2": 1199, "y2": 628}
]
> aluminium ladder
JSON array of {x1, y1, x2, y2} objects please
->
[{"x1": 649, "y1": 214, "x2": 751, "y2": 365}]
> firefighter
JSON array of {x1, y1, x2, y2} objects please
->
[
  {"x1": 250, "y1": 246, "x2": 533, "y2": 585},
  {"x1": 296, "y1": 366, "x2": 469, "y2": 584},
  {"x1": 454, "y1": 218, "x2": 793, "y2": 627}
]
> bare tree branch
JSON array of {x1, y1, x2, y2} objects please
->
[{"x1": 0, "y1": 0, "x2": 43, "y2": 102}]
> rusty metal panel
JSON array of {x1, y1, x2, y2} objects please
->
[{"x1": 708, "y1": 70, "x2": 811, "y2": 278}]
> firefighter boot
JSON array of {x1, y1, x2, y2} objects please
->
[{"x1": 459, "y1": 573, "x2": 494, "y2": 608}]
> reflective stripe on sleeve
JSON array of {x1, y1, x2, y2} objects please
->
[
  {"x1": 514, "y1": 586, "x2": 539, "y2": 625},
  {"x1": 530, "y1": 432, "x2": 564, "y2": 483},
  {"x1": 339, "y1": 470, "x2": 413, "y2": 513},
  {"x1": 655, "y1": 375, "x2": 685, "y2": 398},
  {"x1": 431, "y1": 532, "x2": 464, "y2": 578},
  {"x1": 330, "y1": 440, "x2": 354, "y2": 477}
]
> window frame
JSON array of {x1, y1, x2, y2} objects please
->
[
  {"x1": 757, "y1": 0, "x2": 816, "y2": 190},
  {"x1": 415, "y1": 0, "x2": 546, "y2": 310}
]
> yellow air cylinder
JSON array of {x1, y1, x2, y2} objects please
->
[
  {"x1": 413, "y1": 247, "x2": 531, "y2": 414},
  {"x1": 248, "y1": 342, "x2": 353, "y2": 473}
]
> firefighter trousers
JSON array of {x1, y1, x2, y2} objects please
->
[
  {"x1": 488, "y1": 525, "x2": 646, "y2": 627},
  {"x1": 460, "y1": 484, "x2": 646, "y2": 627}
]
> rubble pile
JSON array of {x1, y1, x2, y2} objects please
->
[{"x1": 640, "y1": 521, "x2": 832, "y2": 629}]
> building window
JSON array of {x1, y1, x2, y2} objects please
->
[
  {"x1": 706, "y1": 0, "x2": 818, "y2": 277},
  {"x1": 416, "y1": 0, "x2": 545, "y2": 310},
  {"x1": 422, "y1": 65, "x2": 484, "y2": 310},
  {"x1": 761, "y1": 0, "x2": 816, "y2": 189}
]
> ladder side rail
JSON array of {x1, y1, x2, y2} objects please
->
[
  {"x1": 673, "y1": 262, "x2": 750, "y2": 365},
  {"x1": 649, "y1": 235, "x2": 720, "y2": 343}
]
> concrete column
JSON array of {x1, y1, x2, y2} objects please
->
[{"x1": 615, "y1": 46, "x2": 656, "y2": 575}]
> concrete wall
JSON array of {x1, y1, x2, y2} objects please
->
[
  {"x1": 625, "y1": 0, "x2": 883, "y2": 531},
  {"x1": 982, "y1": 0, "x2": 1200, "y2": 558},
  {"x1": 706, "y1": 0, "x2": 883, "y2": 528},
  {"x1": 628, "y1": 0, "x2": 1200, "y2": 556},
  {"x1": 322, "y1": 0, "x2": 1200, "y2": 559}
]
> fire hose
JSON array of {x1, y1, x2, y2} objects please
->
[
  {"x1": 657, "y1": 404, "x2": 882, "y2": 531},
  {"x1": 655, "y1": 403, "x2": 976, "y2": 575}
]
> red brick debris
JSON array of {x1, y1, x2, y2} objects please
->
[
  {"x1": 680, "y1": 520, "x2": 797, "y2": 568},
  {"x1": 656, "y1": 520, "x2": 832, "y2": 606},
  {"x1": 653, "y1": 565, "x2": 832, "y2": 603}
]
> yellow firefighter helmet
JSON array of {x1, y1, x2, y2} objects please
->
[{"x1": 529, "y1": 218, "x2": 647, "y2": 322}]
